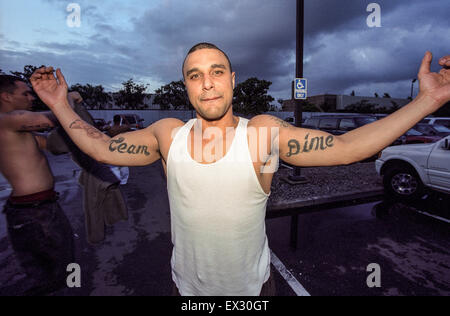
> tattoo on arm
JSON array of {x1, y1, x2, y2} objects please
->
[
  {"x1": 109, "y1": 137, "x2": 151, "y2": 156},
  {"x1": 10, "y1": 111, "x2": 26, "y2": 116},
  {"x1": 69, "y1": 119, "x2": 107, "y2": 140},
  {"x1": 269, "y1": 116, "x2": 292, "y2": 128},
  {"x1": 19, "y1": 123, "x2": 51, "y2": 132},
  {"x1": 286, "y1": 133, "x2": 334, "y2": 157}
]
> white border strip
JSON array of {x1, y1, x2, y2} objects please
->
[
  {"x1": 414, "y1": 210, "x2": 450, "y2": 224},
  {"x1": 271, "y1": 250, "x2": 311, "y2": 296}
]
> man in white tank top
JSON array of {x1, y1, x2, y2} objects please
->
[{"x1": 30, "y1": 44, "x2": 450, "y2": 295}]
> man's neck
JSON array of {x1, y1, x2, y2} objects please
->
[
  {"x1": 195, "y1": 110, "x2": 239, "y2": 134},
  {"x1": 0, "y1": 103, "x2": 15, "y2": 113}
]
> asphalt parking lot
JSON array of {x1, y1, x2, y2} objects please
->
[
  {"x1": 268, "y1": 196, "x2": 450, "y2": 296},
  {"x1": 0, "y1": 154, "x2": 449, "y2": 296}
]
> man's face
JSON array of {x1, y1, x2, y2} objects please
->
[
  {"x1": 7, "y1": 81, "x2": 35, "y2": 110},
  {"x1": 183, "y1": 48, "x2": 235, "y2": 121}
]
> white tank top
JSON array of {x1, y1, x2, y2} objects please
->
[{"x1": 167, "y1": 117, "x2": 271, "y2": 296}]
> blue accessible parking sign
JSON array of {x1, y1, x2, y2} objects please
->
[{"x1": 295, "y1": 78, "x2": 307, "y2": 100}]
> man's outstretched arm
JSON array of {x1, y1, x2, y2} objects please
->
[
  {"x1": 0, "y1": 110, "x2": 58, "y2": 132},
  {"x1": 251, "y1": 52, "x2": 450, "y2": 167},
  {"x1": 30, "y1": 67, "x2": 161, "y2": 167}
]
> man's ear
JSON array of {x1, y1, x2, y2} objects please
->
[
  {"x1": 0, "y1": 92, "x2": 11, "y2": 104},
  {"x1": 232, "y1": 72, "x2": 236, "y2": 89}
]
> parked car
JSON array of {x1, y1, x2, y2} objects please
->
[
  {"x1": 374, "y1": 114, "x2": 388, "y2": 120},
  {"x1": 284, "y1": 117, "x2": 295, "y2": 124},
  {"x1": 93, "y1": 118, "x2": 111, "y2": 132},
  {"x1": 376, "y1": 136, "x2": 450, "y2": 200},
  {"x1": 303, "y1": 115, "x2": 378, "y2": 135},
  {"x1": 413, "y1": 123, "x2": 450, "y2": 137},
  {"x1": 420, "y1": 117, "x2": 450, "y2": 129},
  {"x1": 117, "y1": 114, "x2": 145, "y2": 130},
  {"x1": 397, "y1": 128, "x2": 442, "y2": 145}
]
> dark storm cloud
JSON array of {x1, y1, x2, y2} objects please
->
[
  {"x1": 1, "y1": 0, "x2": 449, "y2": 101},
  {"x1": 302, "y1": 0, "x2": 450, "y2": 97},
  {"x1": 131, "y1": 0, "x2": 296, "y2": 81},
  {"x1": 128, "y1": 0, "x2": 450, "y2": 98}
]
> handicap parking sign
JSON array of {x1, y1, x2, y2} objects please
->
[{"x1": 295, "y1": 78, "x2": 307, "y2": 100}]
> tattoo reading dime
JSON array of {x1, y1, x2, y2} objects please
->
[
  {"x1": 287, "y1": 134, "x2": 334, "y2": 157},
  {"x1": 109, "y1": 137, "x2": 150, "y2": 156},
  {"x1": 287, "y1": 140, "x2": 301, "y2": 157}
]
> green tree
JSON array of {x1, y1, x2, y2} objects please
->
[
  {"x1": 350, "y1": 90, "x2": 355, "y2": 96},
  {"x1": 153, "y1": 80, "x2": 191, "y2": 110},
  {"x1": 277, "y1": 98, "x2": 284, "y2": 109},
  {"x1": 387, "y1": 101, "x2": 401, "y2": 114},
  {"x1": 70, "y1": 83, "x2": 112, "y2": 110},
  {"x1": 302, "y1": 100, "x2": 322, "y2": 112},
  {"x1": 233, "y1": 77, "x2": 274, "y2": 115},
  {"x1": 114, "y1": 78, "x2": 149, "y2": 110},
  {"x1": 383, "y1": 92, "x2": 391, "y2": 98},
  {"x1": 9, "y1": 65, "x2": 45, "y2": 81},
  {"x1": 343, "y1": 100, "x2": 379, "y2": 113}
]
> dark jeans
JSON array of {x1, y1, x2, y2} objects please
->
[{"x1": 3, "y1": 199, "x2": 75, "y2": 295}]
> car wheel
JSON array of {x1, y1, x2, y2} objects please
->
[{"x1": 383, "y1": 165, "x2": 425, "y2": 201}]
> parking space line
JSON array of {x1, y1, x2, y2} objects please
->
[
  {"x1": 270, "y1": 250, "x2": 311, "y2": 296},
  {"x1": 280, "y1": 163, "x2": 293, "y2": 170},
  {"x1": 413, "y1": 210, "x2": 450, "y2": 224}
]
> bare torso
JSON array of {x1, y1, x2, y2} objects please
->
[
  {"x1": 108, "y1": 124, "x2": 130, "y2": 138},
  {"x1": 155, "y1": 118, "x2": 274, "y2": 195},
  {"x1": 0, "y1": 114, "x2": 54, "y2": 197}
]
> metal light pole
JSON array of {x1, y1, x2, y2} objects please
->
[
  {"x1": 410, "y1": 78, "x2": 417, "y2": 99},
  {"x1": 288, "y1": 0, "x2": 309, "y2": 184}
]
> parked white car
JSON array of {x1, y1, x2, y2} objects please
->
[
  {"x1": 421, "y1": 117, "x2": 450, "y2": 129},
  {"x1": 375, "y1": 136, "x2": 450, "y2": 200}
]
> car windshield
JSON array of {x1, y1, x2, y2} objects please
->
[
  {"x1": 355, "y1": 117, "x2": 377, "y2": 126},
  {"x1": 415, "y1": 125, "x2": 433, "y2": 133},
  {"x1": 304, "y1": 118, "x2": 319, "y2": 127},
  {"x1": 432, "y1": 124, "x2": 450, "y2": 133},
  {"x1": 124, "y1": 116, "x2": 136, "y2": 124},
  {"x1": 406, "y1": 128, "x2": 423, "y2": 136}
]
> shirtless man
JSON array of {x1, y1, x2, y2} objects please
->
[
  {"x1": 0, "y1": 75, "x2": 74, "y2": 294},
  {"x1": 108, "y1": 115, "x2": 131, "y2": 138},
  {"x1": 30, "y1": 43, "x2": 450, "y2": 296}
]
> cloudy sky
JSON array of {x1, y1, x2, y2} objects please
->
[{"x1": 0, "y1": 0, "x2": 449, "y2": 105}]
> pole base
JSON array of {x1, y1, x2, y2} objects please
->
[{"x1": 281, "y1": 175, "x2": 310, "y2": 185}]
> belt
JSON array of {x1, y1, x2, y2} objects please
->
[{"x1": 6, "y1": 190, "x2": 59, "y2": 209}]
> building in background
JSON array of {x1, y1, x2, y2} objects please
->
[{"x1": 282, "y1": 94, "x2": 409, "y2": 112}]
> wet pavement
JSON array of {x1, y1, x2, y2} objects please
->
[
  {"x1": 0, "y1": 154, "x2": 449, "y2": 296},
  {"x1": 268, "y1": 197, "x2": 450, "y2": 296}
]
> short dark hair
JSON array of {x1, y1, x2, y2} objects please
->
[
  {"x1": 182, "y1": 42, "x2": 233, "y2": 78},
  {"x1": 0, "y1": 75, "x2": 25, "y2": 94}
]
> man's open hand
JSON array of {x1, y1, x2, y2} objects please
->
[
  {"x1": 418, "y1": 52, "x2": 450, "y2": 111},
  {"x1": 30, "y1": 67, "x2": 68, "y2": 109}
]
